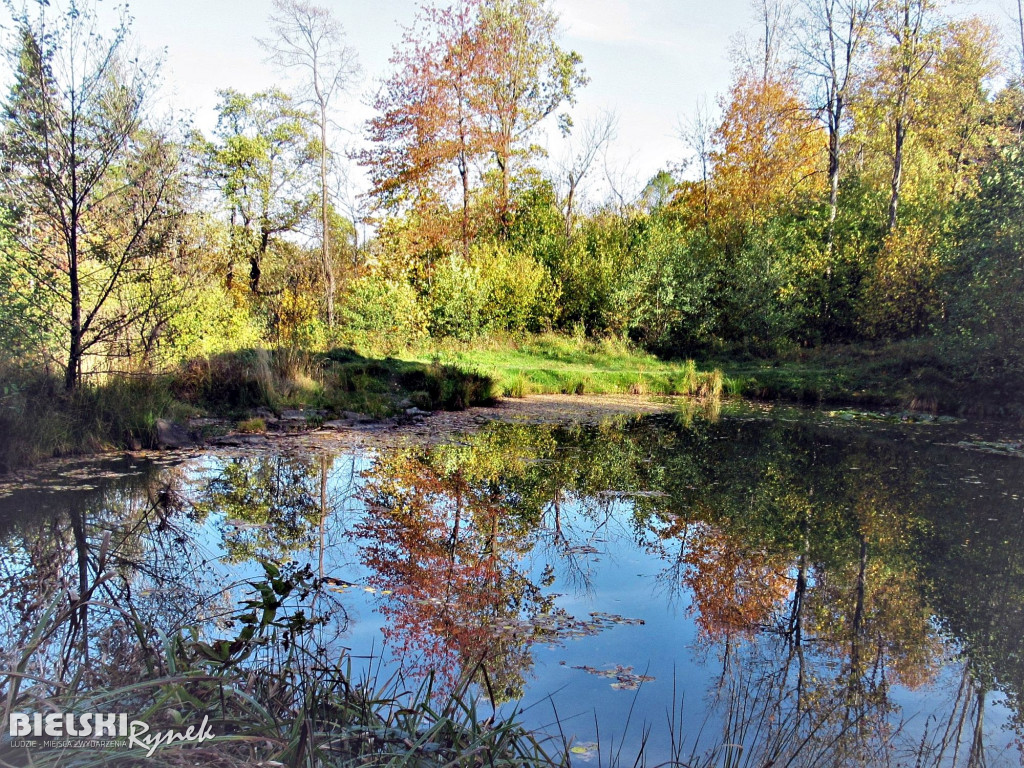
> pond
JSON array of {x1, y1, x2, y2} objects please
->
[{"x1": 1, "y1": 400, "x2": 1023, "y2": 766}]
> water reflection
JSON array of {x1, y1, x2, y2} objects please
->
[
  {"x1": 1, "y1": 410, "x2": 1022, "y2": 765},
  {"x1": 0, "y1": 461, "x2": 222, "y2": 693}
]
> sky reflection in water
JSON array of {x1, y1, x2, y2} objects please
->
[{"x1": 1, "y1": 407, "x2": 1022, "y2": 766}]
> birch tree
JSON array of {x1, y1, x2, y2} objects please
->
[
  {"x1": 797, "y1": 0, "x2": 879, "y2": 247},
  {"x1": 260, "y1": 0, "x2": 360, "y2": 326}
]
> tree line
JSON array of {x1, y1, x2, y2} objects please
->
[{"x1": 1, "y1": 0, "x2": 1023, "y2": 392}]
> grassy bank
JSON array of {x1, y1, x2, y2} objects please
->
[
  {"x1": 712, "y1": 338, "x2": 1024, "y2": 419},
  {"x1": 0, "y1": 337, "x2": 729, "y2": 472},
  {"x1": 415, "y1": 334, "x2": 727, "y2": 399},
  {"x1": 8, "y1": 333, "x2": 1013, "y2": 473}
]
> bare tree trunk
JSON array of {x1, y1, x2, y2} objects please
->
[
  {"x1": 564, "y1": 179, "x2": 576, "y2": 240},
  {"x1": 321, "y1": 108, "x2": 335, "y2": 326},
  {"x1": 459, "y1": 153, "x2": 470, "y2": 258},
  {"x1": 67, "y1": 260, "x2": 82, "y2": 390},
  {"x1": 67, "y1": 509, "x2": 90, "y2": 674},
  {"x1": 885, "y1": 0, "x2": 929, "y2": 232},
  {"x1": 250, "y1": 235, "x2": 267, "y2": 295},
  {"x1": 260, "y1": 0, "x2": 361, "y2": 325},
  {"x1": 888, "y1": 113, "x2": 906, "y2": 231},
  {"x1": 498, "y1": 151, "x2": 511, "y2": 237},
  {"x1": 226, "y1": 208, "x2": 237, "y2": 291},
  {"x1": 67, "y1": 196, "x2": 82, "y2": 391},
  {"x1": 827, "y1": 111, "x2": 841, "y2": 249},
  {"x1": 1018, "y1": 0, "x2": 1024, "y2": 77}
]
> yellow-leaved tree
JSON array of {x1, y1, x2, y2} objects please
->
[{"x1": 709, "y1": 75, "x2": 824, "y2": 243}]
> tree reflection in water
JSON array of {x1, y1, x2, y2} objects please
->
[
  {"x1": 0, "y1": 460, "x2": 223, "y2": 694},
  {"x1": 351, "y1": 415, "x2": 1024, "y2": 765},
  {"x1": 0, "y1": 410, "x2": 1021, "y2": 766}
]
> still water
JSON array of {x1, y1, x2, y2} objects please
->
[{"x1": 1, "y1": 403, "x2": 1022, "y2": 766}]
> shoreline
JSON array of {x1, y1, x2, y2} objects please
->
[{"x1": 5, "y1": 390, "x2": 1020, "y2": 490}]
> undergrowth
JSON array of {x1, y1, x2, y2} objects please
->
[
  {"x1": 0, "y1": 560, "x2": 561, "y2": 768},
  {"x1": 712, "y1": 336, "x2": 1024, "y2": 419},
  {"x1": 0, "y1": 350, "x2": 497, "y2": 472}
]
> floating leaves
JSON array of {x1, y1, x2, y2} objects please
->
[
  {"x1": 598, "y1": 490, "x2": 669, "y2": 498},
  {"x1": 321, "y1": 576, "x2": 392, "y2": 596},
  {"x1": 953, "y1": 440, "x2": 1024, "y2": 458},
  {"x1": 482, "y1": 610, "x2": 645, "y2": 644},
  {"x1": 589, "y1": 611, "x2": 645, "y2": 627},
  {"x1": 827, "y1": 409, "x2": 962, "y2": 424},
  {"x1": 388, "y1": 598, "x2": 645, "y2": 648},
  {"x1": 571, "y1": 664, "x2": 655, "y2": 690}
]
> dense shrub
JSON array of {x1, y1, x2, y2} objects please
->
[
  {"x1": 858, "y1": 222, "x2": 947, "y2": 340},
  {"x1": 340, "y1": 276, "x2": 428, "y2": 352},
  {"x1": 162, "y1": 281, "x2": 265, "y2": 363}
]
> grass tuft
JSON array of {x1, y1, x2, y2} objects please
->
[{"x1": 236, "y1": 417, "x2": 266, "y2": 434}]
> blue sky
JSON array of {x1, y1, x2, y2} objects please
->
[
  {"x1": 129, "y1": 0, "x2": 755, "y2": 188},
  {"x1": 7, "y1": 0, "x2": 1019, "y2": 202}
]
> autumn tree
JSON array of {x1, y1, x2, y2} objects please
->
[
  {"x1": 852, "y1": 16, "x2": 1000, "y2": 338},
  {"x1": 473, "y1": 0, "x2": 587, "y2": 233},
  {"x1": 710, "y1": 75, "x2": 824, "y2": 238},
  {"x1": 260, "y1": 0, "x2": 360, "y2": 327},
  {"x1": 362, "y1": 0, "x2": 585, "y2": 252},
  {"x1": 363, "y1": 0, "x2": 485, "y2": 257},
  {"x1": 0, "y1": 1, "x2": 185, "y2": 390},
  {"x1": 915, "y1": 18, "x2": 1002, "y2": 199}
]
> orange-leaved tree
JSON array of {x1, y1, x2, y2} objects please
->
[{"x1": 709, "y1": 75, "x2": 824, "y2": 244}]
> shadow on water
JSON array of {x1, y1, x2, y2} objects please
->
[{"x1": 1, "y1": 406, "x2": 1022, "y2": 766}]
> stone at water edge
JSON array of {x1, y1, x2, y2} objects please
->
[{"x1": 154, "y1": 418, "x2": 196, "y2": 449}]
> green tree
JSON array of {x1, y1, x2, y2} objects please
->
[
  {"x1": 950, "y1": 143, "x2": 1024, "y2": 360},
  {"x1": 205, "y1": 89, "x2": 318, "y2": 296}
]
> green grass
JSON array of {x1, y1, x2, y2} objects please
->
[
  {"x1": 411, "y1": 334, "x2": 726, "y2": 399},
  {"x1": 0, "y1": 335, "x2": 732, "y2": 471},
  {"x1": 708, "y1": 337, "x2": 1024, "y2": 419},
  {"x1": 17, "y1": 332, "x2": 1010, "y2": 474},
  {"x1": 0, "y1": 370, "x2": 195, "y2": 471}
]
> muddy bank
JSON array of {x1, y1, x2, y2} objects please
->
[{"x1": 0, "y1": 395, "x2": 681, "y2": 492}]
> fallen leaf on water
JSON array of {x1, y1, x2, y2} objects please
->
[
  {"x1": 571, "y1": 664, "x2": 655, "y2": 690},
  {"x1": 569, "y1": 742, "x2": 598, "y2": 761}
]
